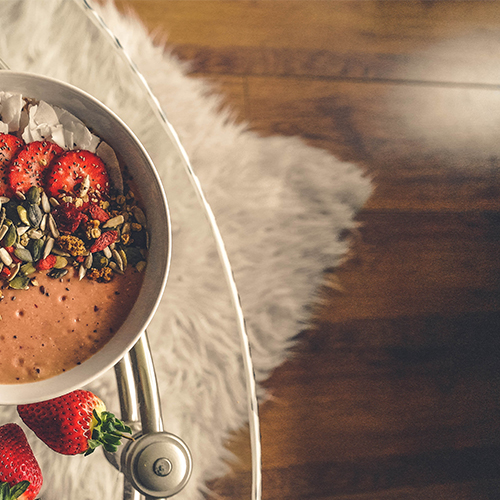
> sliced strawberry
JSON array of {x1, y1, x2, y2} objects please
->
[
  {"x1": 8, "y1": 140, "x2": 63, "y2": 195},
  {"x1": 44, "y1": 150, "x2": 110, "y2": 200},
  {"x1": 0, "y1": 133, "x2": 24, "y2": 196}
]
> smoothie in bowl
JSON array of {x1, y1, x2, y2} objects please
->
[{"x1": 0, "y1": 72, "x2": 170, "y2": 404}]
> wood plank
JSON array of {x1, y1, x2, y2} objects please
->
[
  {"x1": 118, "y1": 0, "x2": 500, "y2": 84},
  {"x1": 210, "y1": 447, "x2": 500, "y2": 500},
  {"x1": 244, "y1": 76, "x2": 500, "y2": 211},
  {"x1": 318, "y1": 210, "x2": 500, "y2": 321}
]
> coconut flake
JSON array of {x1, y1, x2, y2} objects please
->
[
  {"x1": 35, "y1": 100, "x2": 59, "y2": 127},
  {"x1": 21, "y1": 101, "x2": 64, "y2": 147},
  {"x1": 17, "y1": 99, "x2": 100, "y2": 150},
  {"x1": 0, "y1": 92, "x2": 24, "y2": 132},
  {"x1": 55, "y1": 107, "x2": 99, "y2": 151},
  {"x1": 50, "y1": 124, "x2": 66, "y2": 149}
]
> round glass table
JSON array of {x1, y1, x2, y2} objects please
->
[{"x1": 0, "y1": 1, "x2": 261, "y2": 499}]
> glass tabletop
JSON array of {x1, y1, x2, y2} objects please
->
[{"x1": 0, "y1": 1, "x2": 260, "y2": 500}]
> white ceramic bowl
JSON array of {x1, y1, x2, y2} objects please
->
[{"x1": 0, "y1": 71, "x2": 171, "y2": 405}]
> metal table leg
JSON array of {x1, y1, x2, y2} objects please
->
[{"x1": 109, "y1": 332, "x2": 192, "y2": 500}]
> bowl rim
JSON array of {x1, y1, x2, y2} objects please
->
[{"x1": 0, "y1": 70, "x2": 171, "y2": 404}]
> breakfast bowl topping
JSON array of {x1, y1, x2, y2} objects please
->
[{"x1": 0, "y1": 95, "x2": 148, "y2": 291}]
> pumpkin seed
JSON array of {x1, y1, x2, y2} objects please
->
[
  {"x1": 51, "y1": 247, "x2": 71, "y2": 257},
  {"x1": 54, "y1": 256, "x2": 68, "y2": 269},
  {"x1": 17, "y1": 205, "x2": 29, "y2": 225},
  {"x1": 108, "y1": 261, "x2": 124, "y2": 275},
  {"x1": 124, "y1": 247, "x2": 143, "y2": 267},
  {"x1": 9, "y1": 275, "x2": 30, "y2": 290},
  {"x1": 131, "y1": 206, "x2": 146, "y2": 226},
  {"x1": 4, "y1": 201, "x2": 20, "y2": 225},
  {"x1": 28, "y1": 203, "x2": 43, "y2": 227},
  {"x1": 26, "y1": 186, "x2": 41, "y2": 205},
  {"x1": 93, "y1": 253, "x2": 108, "y2": 269},
  {"x1": 14, "y1": 247, "x2": 33, "y2": 262},
  {"x1": 31, "y1": 239, "x2": 44, "y2": 262},
  {"x1": 3, "y1": 224, "x2": 17, "y2": 247},
  {"x1": 20, "y1": 263, "x2": 36, "y2": 276},
  {"x1": 47, "y1": 268, "x2": 68, "y2": 279}
]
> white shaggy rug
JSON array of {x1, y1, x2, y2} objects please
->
[{"x1": 0, "y1": 1, "x2": 372, "y2": 499}]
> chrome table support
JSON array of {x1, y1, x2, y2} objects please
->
[{"x1": 111, "y1": 332, "x2": 192, "y2": 500}]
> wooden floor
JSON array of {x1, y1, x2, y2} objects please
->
[{"x1": 115, "y1": 1, "x2": 500, "y2": 499}]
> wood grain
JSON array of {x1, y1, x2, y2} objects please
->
[{"x1": 115, "y1": 1, "x2": 500, "y2": 499}]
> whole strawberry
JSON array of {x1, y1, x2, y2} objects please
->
[
  {"x1": 18, "y1": 389, "x2": 132, "y2": 456},
  {"x1": 0, "y1": 423, "x2": 43, "y2": 500}
]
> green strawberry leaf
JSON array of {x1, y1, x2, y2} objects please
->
[
  {"x1": 83, "y1": 409, "x2": 134, "y2": 456},
  {"x1": 0, "y1": 482, "x2": 8, "y2": 500},
  {"x1": 0, "y1": 481, "x2": 30, "y2": 500},
  {"x1": 9, "y1": 481, "x2": 29, "y2": 500},
  {"x1": 102, "y1": 442, "x2": 119, "y2": 453}
]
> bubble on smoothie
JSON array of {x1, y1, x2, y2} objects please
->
[{"x1": 12, "y1": 357, "x2": 25, "y2": 367}]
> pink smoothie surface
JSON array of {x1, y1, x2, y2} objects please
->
[{"x1": 0, "y1": 268, "x2": 144, "y2": 383}]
